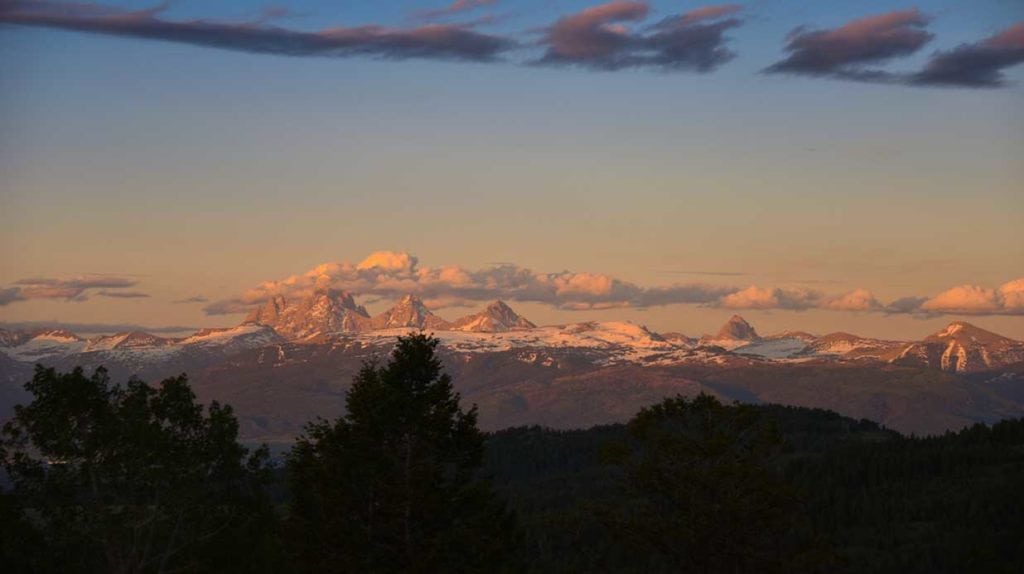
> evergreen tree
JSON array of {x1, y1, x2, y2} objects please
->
[
  {"x1": 605, "y1": 394, "x2": 811, "y2": 573},
  {"x1": 287, "y1": 333, "x2": 516, "y2": 573}
]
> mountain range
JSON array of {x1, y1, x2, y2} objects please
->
[{"x1": 2, "y1": 290, "x2": 1022, "y2": 440}]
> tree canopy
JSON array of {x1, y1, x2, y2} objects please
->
[
  {"x1": 0, "y1": 365, "x2": 277, "y2": 574},
  {"x1": 286, "y1": 333, "x2": 516, "y2": 573}
]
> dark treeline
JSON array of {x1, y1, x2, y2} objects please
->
[{"x1": 1, "y1": 334, "x2": 1022, "y2": 573}]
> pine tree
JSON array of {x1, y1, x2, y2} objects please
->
[
  {"x1": 287, "y1": 333, "x2": 516, "y2": 573},
  {"x1": 605, "y1": 394, "x2": 810, "y2": 573}
]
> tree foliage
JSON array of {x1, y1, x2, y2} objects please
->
[
  {"x1": 286, "y1": 333, "x2": 516, "y2": 573},
  {"x1": 0, "y1": 365, "x2": 277, "y2": 574},
  {"x1": 2, "y1": 357, "x2": 1022, "y2": 573},
  {"x1": 603, "y1": 394, "x2": 806, "y2": 572}
]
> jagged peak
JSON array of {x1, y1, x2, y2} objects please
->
[
  {"x1": 713, "y1": 315, "x2": 759, "y2": 341},
  {"x1": 371, "y1": 294, "x2": 450, "y2": 330},
  {"x1": 451, "y1": 300, "x2": 535, "y2": 332},
  {"x1": 392, "y1": 293, "x2": 428, "y2": 309},
  {"x1": 243, "y1": 288, "x2": 371, "y2": 338}
]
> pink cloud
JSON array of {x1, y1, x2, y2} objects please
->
[
  {"x1": 197, "y1": 251, "x2": 1024, "y2": 319},
  {"x1": 537, "y1": 1, "x2": 741, "y2": 71},
  {"x1": 824, "y1": 288, "x2": 882, "y2": 312},
  {"x1": 414, "y1": 0, "x2": 497, "y2": 22},
  {"x1": 920, "y1": 279, "x2": 1024, "y2": 315},
  {"x1": 544, "y1": 0, "x2": 648, "y2": 61}
]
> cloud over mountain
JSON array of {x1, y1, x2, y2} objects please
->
[
  {"x1": 919, "y1": 279, "x2": 1024, "y2": 315},
  {"x1": 718, "y1": 286, "x2": 820, "y2": 310},
  {"x1": 717, "y1": 280, "x2": 1023, "y2": 316},
  {"x1": 200, "y1": 251, "x2": 1024, "y2": 318},
  {"x1": 203, "y1": 250, "x2": 733, "y2": 315}
]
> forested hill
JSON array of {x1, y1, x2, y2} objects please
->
[
  {"x1": 482, "y1": 407, "x2": 1024, "y2": 573},
  {"x1": 3, "y1": 360, "x2": 1021, "y2": 573}
]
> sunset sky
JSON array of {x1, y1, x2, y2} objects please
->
[{"x1": 1, "y1": 0, "x2": 1022, "y2": 339}]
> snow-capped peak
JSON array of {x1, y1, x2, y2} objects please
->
[
  {"x1": 33, "y1": 329, "x2": 84, "y2": 342},
  {"x1": 371, "y1": 294, "x2": 451, "y2": 330},
  {"x1": 936, "y1": 322, "x2": 970, "y2": 338},
  {"x1": 451, "y1": 300, "x2": 536, "y2": 333},
  {"x1": 244, "y1": 289, "x2": 371, "y2": 339}
]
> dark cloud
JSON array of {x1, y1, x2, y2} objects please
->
[
  {"x1": 885, "y1": 296, "x2": 931, "y2": 315},
  {"x1": 0, "y1": 0, "x2": 514, "y2": 62},
  {"x1": 203, "y1": 298, "x2": 254, "y2": 316},
  {"x1": 414, "y1": 0, "x2": 497, "y2": 22},
  {"x1": 655, "y1": 270, "x2": 747, "y2": 277},
  {"x1": 912, "y1": 22, "x2": 1024, "y2": 87},
  {"x1": 764, "y1": 9, "x2": 933, "y2": 81},
  {"x1": 0, "y1": 287, "x2": 26, "y2": 306},
  {"x1": 96, "y1": 290, "x2": 151, "y2": 299},
  {"x1": 0, "y1": 321, "x2": 195, "y2": 335},
  {"x1": 173, "y1": 295, "x2": 210, "y2": 304},
  {"x1": 14, "y1": 275, "x2": 137, "y2": 289},
  {"x1": 536, "y1": 1, "x2": 742, "y2": 71},
  {"x1": 4, "y1": 274, "x2": 141, "y2": 302}
]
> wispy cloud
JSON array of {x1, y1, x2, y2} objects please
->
[
  {"x1": 0, "y1": 0, "x2": 514, "y2": 62},
  {"x1": 655, "y1": 270, "x2": 747, "y2": 277},
  {"x1": 764, "y1": 10, "x2": 1024, "y2": 88},
  {"x1": 0, "y1": 287, "x2": 24, "y2": 306},
  {"x1": 1, "y1": 274, "x2": 141, "y2": 304},
  {"x1": 0, "y1": 320, "x2": 195, "y2": 334},
  {"x1": 536, "y1": 1, "x2": 742, "y2": 71},
  {"x1": 413, "y1": 0, "x2": 497, "y2": 22},
  {"x1": 4, "y1": 1, "x2": 1018, "y2": 87},
  {"x1": 912, "y1": 22, "x2": 1024, "y2": 87},
  {"x1": 96, "y1": 290, "x2": 150, "y2": 299},
  {"x1": 764, "y1": 9, "x2": 933, "y2": 82},
  {"x1": 172, "y1": 295, "x2": 209, "y2": 304}
]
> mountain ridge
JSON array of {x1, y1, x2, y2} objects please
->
[{"x1": 2, "y1": 310, "x2": 1023, "y2": 441}]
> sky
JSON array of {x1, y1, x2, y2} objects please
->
[{"x1": 0, "y1": 0, "x2": 1022, "y2": 340}]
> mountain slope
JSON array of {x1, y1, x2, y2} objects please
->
[
  {"x1": 893, "y1": 322, "x2": 1024, "y2": 373},
  {"x1": 2, "y1": 311, "x2": 1023, "y2": 441}
]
